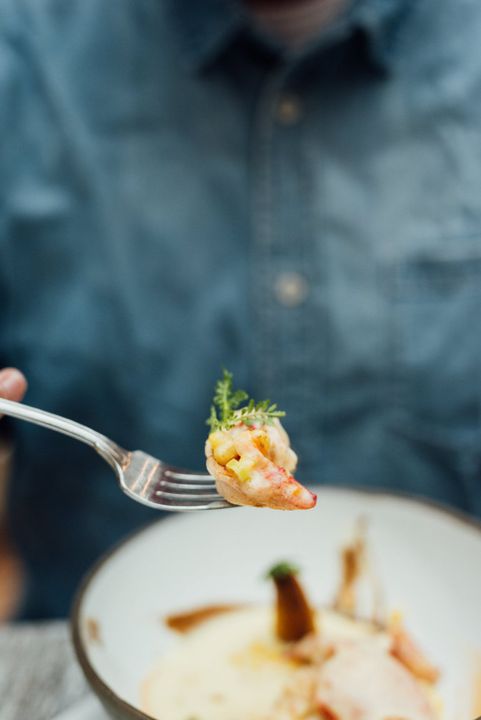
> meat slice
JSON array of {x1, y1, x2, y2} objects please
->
[{"x1": 316, "y1": 643, "x2": 436, "y2": 720}]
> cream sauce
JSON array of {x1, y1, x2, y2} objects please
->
[{"x1": 141, "y1": 606, "x2": 385, "y2": 720}]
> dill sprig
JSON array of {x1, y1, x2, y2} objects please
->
[{"x1": 207, "y1": 369, "x2": 285, "y2": 433}]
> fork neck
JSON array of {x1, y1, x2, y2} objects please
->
[{"x1": 0, "y1": 397, "x2": 128, "y2": 470}]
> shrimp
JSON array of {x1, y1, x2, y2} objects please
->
[
  {"x1": 205, "y1": 419, "x2": 316, "y2": 510},
  {"x1": 389, "y1": 613, "x2": 440, "y2": 684}
]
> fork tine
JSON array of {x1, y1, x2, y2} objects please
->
[
  {"x1": 155, "y1": 498, "x2": 233, "y2": 511},
  {"x1": 158, "y1": 481, "x2": 217, "y2": 492},
  {"x1": 119, "y1": 451, "x2": 233, "y2": 511},
  {"x1": 164, "y1": 470, "x2": 213, "y2": 482},
  {"x1": 160, "y1": 477, "x2": 216, "y2": 489},
  {"x1": 156, "y1": 489, "x2": 222, "y2": 502}
]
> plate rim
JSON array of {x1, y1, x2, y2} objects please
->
[{"x1": 71, "y1": 486, "x2": 481, "y2": 720}]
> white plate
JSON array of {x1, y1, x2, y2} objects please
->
[{"x1": 72, "y1": 487, "x2": 481, "y2": 720}]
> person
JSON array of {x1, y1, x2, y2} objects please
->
[{"x1": 1, "y1": 0, "x2": 480, "y2": 619}]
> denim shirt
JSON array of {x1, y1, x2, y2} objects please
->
[{"x1": 1, "y1": 0, "x2": 481, "y2": 617}]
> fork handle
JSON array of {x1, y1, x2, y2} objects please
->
[{"x1": 0, "y1": 397, "x2": 127, "y2": 470}]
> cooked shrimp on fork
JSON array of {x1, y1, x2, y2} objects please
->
[{"x1": 205, "y1": 371, "x2": 316, "y2": 510}]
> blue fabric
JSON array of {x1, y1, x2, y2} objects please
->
[{"x1": 1, "y1": 0, "x2": 481, "y2": 618}]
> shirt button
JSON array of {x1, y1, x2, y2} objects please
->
[
  {"x1": 274, "y1": 272, "x2": 309, "y2": 307},
  {"x1": 276, "y1": 95, "x2": 302, "y2": 125}
]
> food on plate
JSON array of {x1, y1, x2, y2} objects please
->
[
  {"x1": 333, "y1": 519, "x2": 367, "y2": 616},
  {"x1": 141, "y1": 525, "x2": 440, "y2": 720},
  {"x1": 267, "y1": 561, "x2": 315, "y2": 642},
  {"x1": 205, "y1": 370, "x2": 316, "y2": 510}
]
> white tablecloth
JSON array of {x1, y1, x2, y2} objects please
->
[{"x1": 0, "y1": 622, "x2": 106, "y2": 720}]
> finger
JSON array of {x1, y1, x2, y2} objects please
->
[{"x1": 0, "y1": 368, "x2": 28, "y2": 404}]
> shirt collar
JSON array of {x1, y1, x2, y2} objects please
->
[
  {"x1": 166, "y1": 0, "x2": 246, "y2": 72},
  {"x1": 355, "y1": 0, "x2": 416, "y2": 70},
  {"x1": 167, "y1": 0, "x2": 414, "y2": 73}
]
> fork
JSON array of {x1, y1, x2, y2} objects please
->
[{"x1": 0, "y1": 398, "x2": 232, "y2": 511}]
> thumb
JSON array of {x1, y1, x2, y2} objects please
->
[{"x1": 0, "y1": 368, "x2": 28, "y2": 403}]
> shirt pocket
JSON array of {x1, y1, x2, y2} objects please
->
[
  {"x1": 4, "y1": 193, "x2": 90, "y2": 350},
  {"x1": 389, "y1": 249, "x2": 481, "y2": 450}
]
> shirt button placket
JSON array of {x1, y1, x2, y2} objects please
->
[{"x1": 251, "y1": 72, "x2": 315, "y2": 470}]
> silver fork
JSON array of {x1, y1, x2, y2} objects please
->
[{"x1": 0, "y1": 398, "x2": 232, "y2": 511}]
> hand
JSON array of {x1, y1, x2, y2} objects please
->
[{"x1": 0, "y1": 368, "x2": 28, "y2": 417}]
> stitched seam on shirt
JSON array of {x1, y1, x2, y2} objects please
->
[
  {"x1": 298, "y1": 115, "x2": 323, "y2": 474},
  {"x1": 251, "y1": 71, "x2": 286, "y2": 394}
]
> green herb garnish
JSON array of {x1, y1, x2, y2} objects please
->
[
  {"x1": 265, "y1": 561, "x2": 300, "y2": 581},
  {"x1": 207, "y1": 369, "x2": 285, "y2": 433}
]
